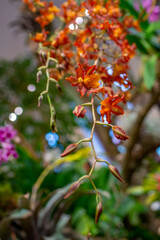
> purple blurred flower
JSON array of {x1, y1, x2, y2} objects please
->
[
  {"x1": 142, "y1": 0, "x2": 152, "y2": 9},
  {"x1": 135, "y1": 0, "x2": 160, "y2": 22},
  {"x1": 0, "y1": 125, "x2": 18, "y2": 164},
  {"x1": 0, "y1": 125, "x2": 17, "y2": 142},
  {"x1": 148, "y1": 6, "x2": 160, "y2": 22}
]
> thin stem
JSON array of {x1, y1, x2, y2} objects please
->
[
  {"x1": 82, "y1": 102, "x2": 92, "y2": 106},
  {"x1": 89, "y1": 160, "x2": 97, "y2": 176},
  {"x1": 47, "y1": 94, "x2": 53, "y2": 123},
  {"x1": 96, "y1": 120, "x2": 113, "y2": 128},
  {"x1": 49, "y1": 78, "x2": 58, "y2": 83},
  {"x1": 95, "y1": 93, "x2": 103, "y2": 101},
  {"x1": 38, "y1": 65, "x2": 47, "y2": 70},
  {"x1": 89, "y1": 177, "x2": 101, "y2": 201},
  {"x1": 91, "y1": 95, "x2": 96, "y2": 122},
  {"x1": 46, "y1": 72, "x2": 50, "y2": 91},
  {"x1": 40, "y1": 90, "x2": 48, "y2": 96},
  {"x1": 90, "y1": 95, "x2": 97, "y2": 159},
  {"x1": 91, "y1": 141, "x2": 97, "y2": 159},
  {"x1": 49, "y1": 57, "x2": 58, "y2": 63},
  {"x1": 96, "y1": 158, "x2": 110, "y2": 166},
  {"x1": 77, "y1": 138, "x2": 91, "y2": 144},
  {"x1": 78, "y1": 175, "x2": 89, "y2": 182},
  {"x1": 39, "y1": 60, "x2": 50, "y2": 97}
]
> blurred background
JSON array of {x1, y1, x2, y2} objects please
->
[{"x1": 0, "y1": 0, "x2": 160, "y2": 239}]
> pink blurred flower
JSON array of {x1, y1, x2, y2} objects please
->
[
  {"x1": 0, "y1": 125, "x2": 18, "y2": 164},
  {"x1": 135, "y1": 0, "x2": 160, "y2": 22},
  {"x1": 0, "y1": 125, "x2": 17, "y2": 142}
]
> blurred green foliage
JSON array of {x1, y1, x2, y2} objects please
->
[
  {"x1": 1, "y1": 147, "x2": 159, "y2": 239},
  {"x1": 0, "y1": 56, "x2": 88, "y2": 151}
]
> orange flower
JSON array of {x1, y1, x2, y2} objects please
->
[
  {"x1": 23, "y1": 0, "x2": 36, "y2": 12},
  {"x1": 100, "y1": 96, "x2": 124, "y2": 123},
  {"x1": 35, "y1": 13, "x2": 53, "y2": 28},
  {"x1": 83, "y1": 0, "x2": 107, "y2": 20},
  {"x1": 31, "y1": 29, "x2": 49, "y2": 42},
  {"x1": 120, "y1": 40, "x2": 136, "y2": 63},
  {"x1": 108, "y1": 23, "x2": 126, "y2": 43},
  {"x1": 87, "y1": 86, "x2": 113, "y2": 96},
  {"x1": 93, "y1": 4, "x2": 107, "y2": 15},
  {"x1": 66, "y1": 64, "x2": 100, "y2": 97},
  {"x1": 84, "y1": 0, "x2": 121, "y2": 21},
  {"x1": 113, "y1": 64, "x2": 133, "y2": 88},
  {"x1": 34, "y1": 0, "x2": 45, "y2": 8},
  {"x1": 61, "y1": 0, "x2": 84, "y2": 23},
  {"x1": 123, "y1": 16, "x2": 140, "y2": 31},
  {"x1": 51, "y1": 29, "x2": 69, "y2": 48},
  {"x1": 98, "y1": 65, "x2": 132, "y2": 89},
  {"x1": 35, "y1": 2, "x2": 59, "y2": 28}
]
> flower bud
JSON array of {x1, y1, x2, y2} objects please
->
[
  {"x1": 60, "y1": 143, "x2": 78, "y2": 157},
  {"x1": 38, "y1": 95, "x2": 43, "y2": 107},
  {"x1": 39, "y1": 51, "x2": 47, "y2": 65},
  {"x1": 36, "y1": 70, "x2": 42, "y2": 83},
  {"x1": 95, "y1": 202, "x2": 103, "y2": 224},
  {"x1": 51, "y1": 121, "x2": 57, "y2": 133},
  {"x1": 73, "y1": 105, "x2": 87, "y2": 118},
  {"x1": 56, "y1": 83, "x2": 63, "y2": 95},
  {"x1": 64, "y1": 180, "x2": 80, "y2": 199},
  {"x1": 109, "y1": 165, "x2": 125, "y2": 183},
  {"x1": 112, "y1": 126, "x2": 129, "y2": 141}
]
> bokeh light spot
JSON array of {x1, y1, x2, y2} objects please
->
[{"x1": 9, "y1": 113, "x2": 17, "y2": 121}]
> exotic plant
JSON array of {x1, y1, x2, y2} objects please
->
[{"x1": 23, "y1": 0, "x2": 140, "y2": 223}]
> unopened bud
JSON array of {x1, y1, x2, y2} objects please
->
[
  {"x1": 109, "y1": 165, "x2": 125, "y2": 183},
  {"x1": 56, "y1": 83, "x2": 63, "y2": 95},
  {"x1": 64, "y1": 181, "x2": 80, "y2": 199},
  {"x1": 38, "y1": 95, "x2": 43, "y2": 107},
  {"x1": 112, "y1": 126, "x2": 129, "y2": 141},
  {"x1": 60, "y1": 143, "x2": 78, "y2": 157},
  {"x1": 42, "y1": 52, "x2": 47, "y2": 63},
  {"x1": 37, "y1": 70, "x2": 42, "y2": 83},
  {"x1": 73, "y1": 105, "x2": 87, "y2": 118},
  {"x1": 95, "y1": 202, "x2": 103, "y2": 224},
  {"x1": 39, "y1": 51, "x2": 47, "y2": 65},
  {"x1": 51, "y1": 121, "x2": 57, "y2": 133}
]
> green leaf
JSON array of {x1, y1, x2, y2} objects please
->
[
  {"x1": 146, "y1": 21, "x2": 160, "y2": 34},
  {"x1": 10, "y1": 209, "x2": 32, "y2": 219},
  {"x1": 39, "y1": 186, "x2": 69, "y2": 228},
  {"x1": 76, "y1": 214, "x2": 98, "y2": 235},
  {"x1": 145, "y1": 192, "x2": 158, "y2": 205},
  {"x1": 128, "y1": 202, "x2": 146, "y2": 225},
  {"x1": 117, "y1": 197, "x2": 135, "y2": 217},
  {"x1": 143, "y1": 55, "x2": 157, "y2": 90},
  {"x1": 127, "y1": 186, "x2": 146, "y2": 195},
  {"x1": 127, "y1": 34, "x2": 149, "y2": 54},
  {"x1": 120, "y1": 0, "x2": 139, "y2": 18}
]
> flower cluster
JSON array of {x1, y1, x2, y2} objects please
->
[
  {"x1": 23, "y1": 0, "x2": 140, "y2": 223},
  {"x1": 24, "y1": 0, "x2": 139, "y2": 124},
  {"x1": 0, "y1": 125, "x2": 18, "y2": 164}
]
